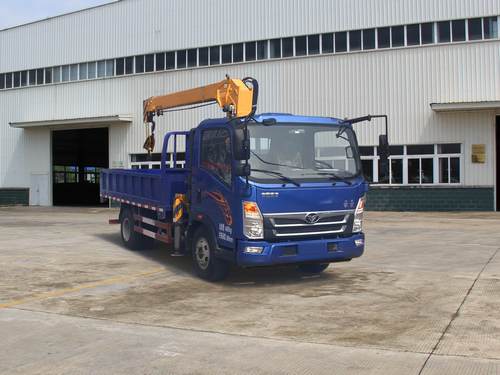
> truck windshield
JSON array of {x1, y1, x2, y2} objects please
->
[{"x1": 246, "y1": 122, "x2": 361, "y2": 183}]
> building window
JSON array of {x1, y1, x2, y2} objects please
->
[
  {"x1": 61, "y1": 65, "x2": 70, "y2": 82},
  {"x1": 391, "y1": 26, "x2": 405, "y2": 47},
  {"x1": 21, "y1": 71, "x2": 28, "y2": 86},
  {"x1": 360, "y1": 146, "x2": 375, "y2": 182},
  {"x1": 83, "y1": 167, "x2": 101, "y2": 184},
  {"x1": 407, "y1": 24, "x2": 420, "y2": 45},
  {"x1": 378, "y1": 27, "x2": 391, "y2": 48},
  {"x1": 125, "y1": 57, "x2": 134, "y2": 74},
  {"x1": 187, "y1": 49, "x2": 197, "y2": 67},
  {"x1": 257, "y1": 40, "x2": 268, "y2": 59},
  {"x1": 282, "y1": 37, "x2": 294, "y2": 57},
  {"x1": 13, "y1": 72, "x2": 20, "y2": 88},
  {"x1": 96, "y1": 61, "x2": 105, "y2": 77},
  {"x1": 70, "y1": 64, "x2": 78, "y2": 81},
  {"x1": 79, "y1": 63, "x2": 88, "y2": 79},
  {"x1": 468, "y1": 18, "x2": 483, "y2": 40},
  {"x1": 209, "y1": 46, "x2": 220, "y2": 65},
  {"x1": 245, "y1": 42, "x2": 256, "y2": 61},
  {"x1": 177, "y1": 50, "x2": 187, "y2": 69},
  {"x1": 53, "y1": 66, "x2": 61, "y2": 83},
  {"x1": 166, "y1": 52, "x2": 175, "y2": 69},
  {"x1": 44, "y1": 68, "x2": 52, "y2": 84},
  {"x1": 233, "y1": 43, "x2": 244, "y2": 62},
  {"x1": 199, "y1": 48, "x2": 209, "y2": 66},
  {"x1": 36, "y1": 68, "x2": 44, "y2": 84},
  {"x1": 452, "y1": 19, "x2": 466, "y2": 42},
  {"x1": 349, "y1": 30, "x2": 362, "y2": 51},
  {"x1": 106, "y1": 60, "x2": 114, "y2": 76},
  {"x1": 270, "y1": 38, "x2": 281, "y2": 58},
  {"x1": 115, "y1": 59, "x2": 124, "y2": 76},
  {"x1": 88, "y1": 62, "x2": 97, "y2": 79},
  {"x1": 0, "y1": 74, "x2": 4, "y2": 89},
  {"x1": 295, "y1": 36, "x2": 307, "y2": 56},
  {"x1": 335, "y1": 31, "x2": 347, "y2": 52},
  {"x1": 363, "y1": 29, "x2": 376, "y2": 50},
  {"x1": 28, "y1": 70, "x2": 36, "y2": 86},
  {"x1": 308, "y1": 34, "x2": 320, "y2": 55},
  {"x1": 145, "y1": 54, "x2": 155, "y2": 72},
  {"x1": 135, "y1": 55, "x2": 145, "y2": 73},
  {"x1": 155, "y1": 53, "x2": 165, "y2": 71},
  {"x1": 437, "y1": 21, "x2": 451, "y2": 43},
  {"x1": 53, "y1": 166, "x2": 79, "y2": 184},
  {"x1": 221, "y1": 44, "x2": 232, "y2": 63},
  {"x1": 322, "y1": 33, "x2": 334, "y2": 53},
  {"x1": 484, "y1": 16, "x2": 498, "y2": 39},
  {"x1": 5, "y1": 73, "x2": 12, "y2": 88},
  {"x1": 421, "y1": 22, "x2": 434, "y2": 44},
  {"x1": 407, "y1": 144, "x2": 434, "y2": 155},
  {"x1": 361, "y1": 144, "x2": 462, "y2": 185}
]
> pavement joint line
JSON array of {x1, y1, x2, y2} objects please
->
[
  {"x1": 8, "y1": 306, "x2": 500, "y2": 363},
  {"x1": 417, "y1": 246, "x2": 500, "y2": 375},
  {"x1": 6, "y1": 305, "x2": 433, "y2": 357},
  {"x1": 0, "y1": 267, "x2": 166, "y2": 309}
]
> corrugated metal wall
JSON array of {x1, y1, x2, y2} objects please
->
[
  {"x1": 1, "y1": 0, "x2": 500, "y2": 71},
  {"x1": 0, "y1": 0, "x2": 499, "y2": 196}
]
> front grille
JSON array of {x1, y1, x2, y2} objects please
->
[{"x1": 263, "y1": 210, "x2": 353, "y2": 239}]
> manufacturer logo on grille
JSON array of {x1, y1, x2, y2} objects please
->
[{"x1": 304, "y1": 213, "x2": 320, "y2": 224}]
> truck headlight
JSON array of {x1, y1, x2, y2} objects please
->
[
  {"x1": 352, "y1": 195, "x2": 366, "y2": 233},
  {"x1": 243, "y1": 201, "x2": 264, "y2": 239}
]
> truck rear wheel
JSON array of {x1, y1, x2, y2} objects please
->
[
  {"x1": 191, "y1": 227, "x2": 230, "y2": 281},
  {"x1": 120, "y1": 208, "x2": 154, "y2": 250},
  {"x1": 297, "y1": 263, "x2": 330, "y2": 274}
]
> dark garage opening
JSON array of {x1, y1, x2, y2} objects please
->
[{"x1": 52, "y1": 128, "x2": 109, "y2": 206}]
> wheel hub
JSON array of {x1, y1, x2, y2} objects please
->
[{"x1": 195, "y1": 237, "x2": 210, "y2": 270}]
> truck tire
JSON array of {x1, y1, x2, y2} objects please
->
[
  {"x1": 120, "y1": 208, "x2": 154, "y2": 251},
  {"x1": 191, "y1": 226, "x2": 230, "y2": 281},
  {"x1": 297, "y1": 263, "x2": 330, "y2": 274}
]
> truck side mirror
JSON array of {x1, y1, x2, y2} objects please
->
[
  {"x1": 378, "y1": 134, "x2": 390, "y2": 182},
  {"x1": 233, "y1": 128, "x2": 250, "y2": 161},
  {"x1": 235, "y1": 162, "x2": 251, "y2": 177}
]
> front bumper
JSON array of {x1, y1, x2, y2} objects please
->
[{"x1": 236, "y1": 233, "x2": 365, "y2": 267}]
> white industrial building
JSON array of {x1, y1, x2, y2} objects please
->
[{"x1": 0, "y1": 0, "x2": 499, "y2": 210}]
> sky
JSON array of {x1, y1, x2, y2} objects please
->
[{"x1": 0, "y1": 0, "x2": 116, "y2": 30}]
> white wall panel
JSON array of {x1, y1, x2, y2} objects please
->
[
  {"x1": 0, "y1": 0, "x2": 499, "y2": 72},
  {"x1": 1, "y1": 39, "x2": 498, "y2": 189}
]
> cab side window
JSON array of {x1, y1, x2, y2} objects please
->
[{"x1": 200, "y1": 128, "x2": 232, "y2": 185}]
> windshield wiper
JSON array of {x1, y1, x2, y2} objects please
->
[
  {"x1": 250, "y1": 151, "x2": 306, "y2": 170},
  {"x1": 301, "y1": 171, "x2": 353, "y2": 185},
  {"x1": 251, "y1": 169, "x2": 301, "y2": 186}
]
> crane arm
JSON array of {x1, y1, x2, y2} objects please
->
[{"x1": 142, "y1": 76, "x2": 258, "y2": 153}]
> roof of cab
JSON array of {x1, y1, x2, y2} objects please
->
[{"x1": 199, "y1": 113, "x2": 344, "y2": 127}]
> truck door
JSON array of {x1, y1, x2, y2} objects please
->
[{"x1": 192, "y1": 127, "x2": 236, "y2": 249}]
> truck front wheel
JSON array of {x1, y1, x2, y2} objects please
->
[
  {"x1": 191, "y1": 227, "x2": 230, "y2": 281},
  {"x1": 297, "y1": 263, "x2": 330, "y2": 274},
  {"x1": 120, "y1": 208, "x2": 154, "y2": 250}
]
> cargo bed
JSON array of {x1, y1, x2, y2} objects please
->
[{"x1": 100, "y1": 168, "x2": 188, "y2": 213}]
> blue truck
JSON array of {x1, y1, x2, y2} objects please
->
[{"x1": 101, "y1": 77, "x2": 389, "y2": 281}]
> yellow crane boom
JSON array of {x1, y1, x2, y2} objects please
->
[{"x1": 142, "y1": 76, "x2": 258, "y2": 152}]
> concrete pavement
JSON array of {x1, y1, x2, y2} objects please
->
[{"x1": 0, "y1": 207, "x2": 499, "y2": 374}]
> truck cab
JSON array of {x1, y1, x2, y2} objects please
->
[{"x1": 185, "y1": 113, "x2": 368, "y2": 279}]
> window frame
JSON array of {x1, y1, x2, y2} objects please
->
[{"x1": 360, "y1": 144, "x2": 463, "y2": 186}]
